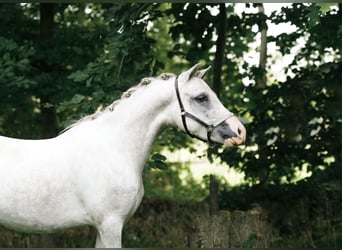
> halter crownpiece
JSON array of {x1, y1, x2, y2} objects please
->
[{"x1": 174, "y1": 76, "x2": 235, "y2": 145}]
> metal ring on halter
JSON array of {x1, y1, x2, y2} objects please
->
[{"x1": 175, "y1": 76, "x2": 235, "y2": 146}]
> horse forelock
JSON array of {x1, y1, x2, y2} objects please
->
[{"x1": 60, "y1": 72, "x2": 176, "y2": 134}]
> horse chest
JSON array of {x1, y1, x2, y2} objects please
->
[{"x1": 77, "y1": 162, "x2": 144, "y2": 220}]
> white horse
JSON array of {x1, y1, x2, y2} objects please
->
[{"x1": 0, "y1": 64, "x2": 246, "y2": 248}]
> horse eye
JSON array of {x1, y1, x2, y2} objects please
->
[{"x1": 194, "y1": 93, "x2": 209, "y2": 103}]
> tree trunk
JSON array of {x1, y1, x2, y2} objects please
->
[
  {"x1": 189, "y1": 209, "x2": 272, "y2": 248},
  {"x1": 40, "y1": 4, "x2": 54, "y2": 40},
  {"x1": 209, "y1": 175, "x2": 220, "y2": 215},
  {"x1": 256, "y1": 3, "x2": 267, "y2": 89},
  {"x1": 208, "y1": 3, "x2": 228, "y2": 217},
  {"x1": 213, "y1": 3, "x2": 227, "y2": 98},
  {"x1": 255, "y1": 3, "x2": 270, "y2": 189},
  {"x1": 39, "y1": 3, "x2": 58, "y2": 138}
]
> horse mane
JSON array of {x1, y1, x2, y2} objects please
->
[{"x1": 60, "y1": 72, "x2": 176, "y2": 134}]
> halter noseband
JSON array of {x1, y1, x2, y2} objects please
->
[{"x1": 175, "y1": 76, "x2": 235, "y2": 145}]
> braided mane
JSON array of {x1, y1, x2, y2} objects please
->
[{"x1": 61, "y1": 72, "x2": 176, "y2": 133}]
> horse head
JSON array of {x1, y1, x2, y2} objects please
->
[{"x1": 174, "y1": 64, "x2": 246, "y2": 147}]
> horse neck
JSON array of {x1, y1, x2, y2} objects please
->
[{"x1": 81, "y1": 79, "x2": 175, "y2": 171}]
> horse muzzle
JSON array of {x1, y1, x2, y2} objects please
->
[{"x1": 218, "y1": 116, "x2": 246, "y2": 147}]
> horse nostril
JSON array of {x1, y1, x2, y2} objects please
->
[{"x1": 237, "y1": 127, "x2": 242, "y2": 136}]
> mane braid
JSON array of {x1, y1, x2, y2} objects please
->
[{"x1": 60, "y1": 72, "x2": 176, "y2": 134}]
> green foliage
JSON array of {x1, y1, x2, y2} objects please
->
[
  {"x1": 0, "y1": 37, "x2": 35, "y2": 96},
  {"x1": 0, "y1": 3, "x2": 108, "y2": 137},
  {"x1": 143, "y1": 162, "x2": 209, "y2": 202},
  {"x1": 227, "y1": 64, "x2": 341, "y2": 184},
  {"x1": 64, "y1": 3, "x2": 165, "y2": 128},
  {"x1": 0, "y1": 34, "x2": 39, "y2": 137},
  {"x1": 0, "y1": 3, "x2": 341, "y2": 247},
  {"x1": 147, "y1": 153, "x2": 168, "y2": 170},
  {"x1": 242, "y1": 233, "x2": 257, "y2": 248},
  {"x1": 220, "y1": 160, "x2": 342, "y2": 247}
]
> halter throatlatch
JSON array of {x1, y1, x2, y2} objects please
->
[{"x1": 175, "y1": 76, "x2": 235, "y2": 145}]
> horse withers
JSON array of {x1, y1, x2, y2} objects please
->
[{"x1": 0, "y1": 64, "x2": 246, "y2": 247}]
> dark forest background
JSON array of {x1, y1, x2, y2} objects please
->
[{"x1": 0, "y1": 3, "x2": 341, "y2": 247}]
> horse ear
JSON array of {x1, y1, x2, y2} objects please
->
[
  {"x1": 178, "y1": 63, "x2": 201, "y2": 83},
  {"x1": 195, "y1": 66, "x2": 211, "y2": 79}
]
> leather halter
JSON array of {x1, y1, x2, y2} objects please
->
[{"x1": 175, "y1": 76, "x2": 235, "y2": 145}]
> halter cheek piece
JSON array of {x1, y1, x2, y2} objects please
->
[{"x1": 175, "y1": 76, "x2": 235, "y2": 145}]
